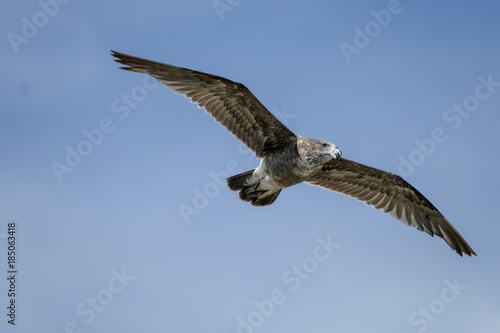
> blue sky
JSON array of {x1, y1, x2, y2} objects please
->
[{"x1": 1, "y1": 0, "x2": 500, "y2": 332}]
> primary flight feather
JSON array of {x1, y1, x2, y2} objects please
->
[{"x1": 111, "y1": 50, "x2": 476, "y2": 257}]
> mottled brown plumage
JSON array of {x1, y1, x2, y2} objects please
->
[
  {"x1": 112, "y1": 51, "x2": 295, "y2": 157},
  {"x1": 111, "y1": 50, "x2": 476, "y2": 256},
  {"x1": 306, "y1": 158, "x2": 475, "y2": 256}
]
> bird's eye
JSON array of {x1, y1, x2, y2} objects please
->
[{"x1": 322, "y1": 143, "x2": 328, "y2": 147}]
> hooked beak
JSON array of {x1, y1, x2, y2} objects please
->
[{"x1": 332, "y1": 146, "x2": 342, "y2": 160}]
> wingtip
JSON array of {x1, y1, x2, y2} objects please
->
[
  {"x1": 110, "y1": 50, "x2": 134, "y2": 71},
  {"x1": 465, "y1": 248, "x2": 477, "y2": 257},
  {"x1": 455, "y1": 246, "x2": 477, "y2": 257},
  {"x1": 110, "y1": 49, "x2": 122, "y2": 60}
]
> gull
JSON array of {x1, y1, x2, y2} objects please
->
[{"x1": 111, "y1": 50, "x2": 476, "y2": 256}]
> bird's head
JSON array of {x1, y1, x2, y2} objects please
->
[{"x1": 297, "y1": 137, "x2": 342, "y2": 166}]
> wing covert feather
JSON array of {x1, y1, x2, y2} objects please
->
[
  {"x1": 112, "y1": 50, "x2": 295, "y2": 157},
  {"x1": 306, "y1": 158, "x2": 476, "y2": 256}
]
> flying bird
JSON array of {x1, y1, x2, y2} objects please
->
[{"x1": 111, "y1": 50, "x2": 476, "y2": 257}]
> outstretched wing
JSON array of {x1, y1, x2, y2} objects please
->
[
  {"x1": 306, "y1": 158, "x2": 476, "y2": 256},
  {"x1": 111, "y1": 50, "x2": 295, "y2": 157}
]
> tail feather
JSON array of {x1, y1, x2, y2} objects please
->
[
  {"x1": 226, "y1": 169, "x2": 282, "y2": 206},
  {"x1": 244, "y1": 189, "x2": 282, "y2": 206},
  {"x1": 227, "y1": 169, "x2": 255, "y2": 191}
]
